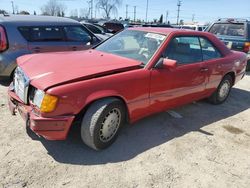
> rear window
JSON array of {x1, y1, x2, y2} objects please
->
[
  {"x1": 19, "y1": 26, "x2": 65, "y2": 42},
  {"x1": 209, "y1": 23, "x2": 245, "y2": 37}
]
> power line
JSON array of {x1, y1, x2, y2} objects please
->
[{"x1": 177, "y1": 0, "x2": 181, "y2": 25}]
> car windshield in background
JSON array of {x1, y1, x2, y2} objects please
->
[
  {"x1": 95, "y1": 30, "x2": 166, "y2": 65},
  {"x1": 209, "y1": 23, "x2": 245, "y2": 37}
]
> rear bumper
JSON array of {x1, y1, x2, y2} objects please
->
[{"x1": 8, "y1": 89, "x2": 75, "y2": 140}]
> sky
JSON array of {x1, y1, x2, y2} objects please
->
[{"x1": 1, "y1": 0, "x2": 250, "y2": 24}]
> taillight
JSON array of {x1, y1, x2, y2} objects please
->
[
  {"x1": 243, "y1": 42, "x2": 250, "y2": 53},
  {"x1": 0, "y1": 26, "x2": 8, "y2": 52}
]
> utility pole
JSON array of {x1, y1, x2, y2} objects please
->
[
  {"x1": 177, "y1": 0, "x2": 181, "y2": 25},
  {"x1": 91, "y1": 0, "x2": 93, "y2": 19},
  {"x1": 126, "y1": 4, "x2": 128, "y2": 19},
  {"x1": 166, "y1": 10, "x2": 169, "y2": 23},
  {"x1": 133, "y1": 6, "x2": 136, "y2": 22},
  {"x1": 192, "y1": 14, "x2": 195, "y2": 22},
  {"x1": 11, "y1": 1, "x2": 15, "y2": 14},
  {"x1": 145, "y1": 0, "x2": 149, "y2": 23}
]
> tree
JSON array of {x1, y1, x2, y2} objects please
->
[
  {"x1": 19, "y1": 11, "x2": 30, "y2": 15},
  {"x1": 180, "y1": 19, "x2": 184, "y2": 25},
  {"x1": 41, "y1": 0, "x2": 66, "y2": 17},
  {"x1": 0, "y1": 10, "x2": 8, "y2": 14},
  {"x1": 79, "y1": 8, "x2": 90, "y2": 19},
  {"x1": 159, "y1": 14, "x2": 163, "y2": 23},
  {"x1": 96, "y1": 0, "x2": 122, "y2": 19},
  {"x1": 70, "y1": 9, "x2": 78, "y2": 18}
]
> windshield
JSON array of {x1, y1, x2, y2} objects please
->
[
  {"x1": 95, "y1": 30, "x2": 166, "y2": 65},
  {"x1": 209, "y1": 23, "x2": 245, "y2": 37}
]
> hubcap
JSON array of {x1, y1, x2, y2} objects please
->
[
  {"x1": 99, "y1": 108, "x2": 121, "y2": 142},
  {"x1": 219, "y1": 81, "x2": 230, "y2": 100}
]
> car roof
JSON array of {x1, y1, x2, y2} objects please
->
[
  {"x1": 213, "y1": 18, "x2": 249, "y2": 24},
  {"x1": 0, "y1": 15, "x2": 80, "y2": 26}
]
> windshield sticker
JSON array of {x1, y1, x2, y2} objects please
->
[{"x1": 145, "y1": 33, "x2": 166, "y2": 41}]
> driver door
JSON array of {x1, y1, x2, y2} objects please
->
[{"x1": 149, "y1": 36, "x2": 208, "y2": 113}]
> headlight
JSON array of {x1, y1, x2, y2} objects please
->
[
  {"x1": 33, "y1": 89, "x2": 45, "y2": 108},
  {"x1": 33, "y1": 89, "x2": 58, "y2": 113},
  {"x1": 14, "y1": 66, "x2": 30, "y2": 103}
]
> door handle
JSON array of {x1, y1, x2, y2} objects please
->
[{"x1": 200, "y1": 68, "x2": 208, "y2": 72}]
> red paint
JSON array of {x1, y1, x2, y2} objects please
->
[{"x1": 8, "y1": 28, "x2": 247, "y2": 140}]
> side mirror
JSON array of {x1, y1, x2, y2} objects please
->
[{"x1": 162, "y1": 58, "x2": 177, "y2": 69}]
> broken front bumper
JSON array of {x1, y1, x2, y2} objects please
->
[{"x1": 8, "y1": 88, "x2": 75, "y2": 140}]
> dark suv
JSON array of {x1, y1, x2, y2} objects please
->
[
  {"x1": 206, "y1": 18, "x2": 250, "y2": 70},
  {"x1": 0, "y1": 15, "x2": 100, "y2": 80}
]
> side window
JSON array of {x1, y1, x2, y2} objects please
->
[
  {"x1": 200, "y1": 37, "x2": 222, "y2": 60},
  {"x1": 29, "y1": 27, "x2": 64, "y2": 42},
  {"x1": 165, "y1": 36, "x2": 202, "y2": 64},
  {"x1": 64, "y1": 26, "x2": 92, "y2": 43},
  {"x1": 19, "y1": 27, "x2": 30, "y2": 41},
  {"x1": 85, "y1": 24, "x2": 102, "y2": 34}
]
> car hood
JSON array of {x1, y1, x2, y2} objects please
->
[{"x1": 17, "y1": 50, "x2": 142, "y2": 90}]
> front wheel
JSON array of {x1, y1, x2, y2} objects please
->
[
  {"x1": 80, "y1": 98, "x2": 126, "y2": 150},
  {"x1": 208, "y1": 75, "x2": 233, "y2": 105}
]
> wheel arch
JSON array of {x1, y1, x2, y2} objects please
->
[
  {"x1": 224, "y1": 71, "x2": 236, "y2": 85},
  {"x1": 75, "y1": 92, "x2": 130, "y2": 124}
]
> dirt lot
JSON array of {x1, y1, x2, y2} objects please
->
[{"x1": 0, "y1": 73, "x2": 250, "y2": 188}]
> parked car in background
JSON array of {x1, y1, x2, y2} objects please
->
[
  {"x1": 206, "y1": 18, "x2": 250, "y2": 70},
  {"x1": 81, "y1": 22, "x2": 113, "y2": 40},
  {"x1": 177, "y1": 24, "x2": 207, "y2": 31},
  {"x1": 0, "y1": 15, "x2": 101, "y2": 80},
  {"x1": 142, "y1": 24, "x2": 173, "y2": 28},
  {"x1": 102, "y1": 21, "x2": 124, "y2": 33},
  {"x1": 8, "y1": 28, "x2": 247, "y2": 150}
]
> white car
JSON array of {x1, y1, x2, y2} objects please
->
[{"x1": 81, "y1": 22, "x2": 113, "y2": 40}]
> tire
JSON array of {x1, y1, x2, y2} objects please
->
[
  {"x1": 208, "y1": 75, "x2": 233, "y2": 105},
  {"x1": 81, "y1": 98, "x2": 126, "y2": 150}
]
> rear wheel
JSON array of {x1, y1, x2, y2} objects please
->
[
  {"x1": 80, "y1": 98, "x2": 126, "y2": 150},
  {"x1": 208, "y1": 75, "x2": 233, "y2": 105}
]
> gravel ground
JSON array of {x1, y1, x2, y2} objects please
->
[{"x1": 0, "y1": 73, "x2": 250, "y2": 188}]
